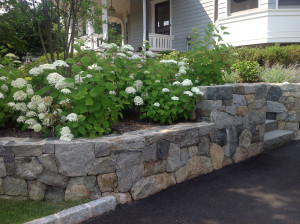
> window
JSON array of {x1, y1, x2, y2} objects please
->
[
  {"x1": 278, "y1": 0, "x2": 300, "y2": 8},
  {"x1": 214, "y1": 0, "x2": 218, "y2": 22},
  {"x1": 155, "y1": 1, "x2": 170, "y2": 35},
  {"x1": 229, "y1": 0, "x2": 258, "y2": 14}
]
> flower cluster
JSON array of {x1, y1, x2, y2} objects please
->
[{"x1": 60, "y1": 126, "x2": 74, "y2": 141}]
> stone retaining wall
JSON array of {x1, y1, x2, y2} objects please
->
[{"x1": 0, "y1": 83, "x2": 299, "y2": 203}]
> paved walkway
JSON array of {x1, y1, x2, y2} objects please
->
[{"x1": 83, "y1": 141, "x2": 300, "y2": 224}]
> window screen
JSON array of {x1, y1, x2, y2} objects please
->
[
  {"x1": 230, "y1": 0, "x2": 258, "y2": 14},
  {"x1": 279, "y1": 0, "x2": 300, "y2": 6}
]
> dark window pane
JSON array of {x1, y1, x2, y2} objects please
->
[
  {"x1": 230, "y1": 0, "x2": 258, "y2": 14},
  {"x1": 279, "y1": 0, "x2": 300, "y2": 6},
  {"x1": 155, "y1": 1, "x2": 170, "y2": 35}
]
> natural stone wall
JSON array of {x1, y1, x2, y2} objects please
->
[
  {"x1": 266, "y1": 83, "x2": 300, "y2": 140},
  {"x1": 0, "y1": 83, "x2": 298, "y2": 203}
]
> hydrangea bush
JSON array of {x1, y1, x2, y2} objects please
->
[{"x1": 1, "y1": 42, "x2": 204, "y2": 140}]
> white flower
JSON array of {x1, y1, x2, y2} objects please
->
[
  {"x1": 155, "y1": 80, "x2": 161, "y2": 83},
  {"x1": 183, "y1": 91, "x2": 193, "y2": 97},
  {"x1": 101, "y1": 43, "x2": 117, "y2": 49},
  {"x1": 47, "y1": 73, "x2": 65, "y2": 86},
  {"x1": 182, "y1": 79, "x2": 193, "y2": 86},
  {"x1": 131, "y1": 55, "x2": 141, "y2": 60},
  {"x1": 14, "y1": 103, "x2": 27, "y2": 112},
  {"x1": 134, "y1": 80, "x2": 143, "y2": 90},
  {"x1": 13, "y1": 90, "x2": 27, "y2": 101},
  {"x1": 171, "y1": 96, "x2": 179, "y2": 101},
  {"x1": 29, "y1": 67, "x2": 44, "y2": 76},
  {"x1": 60, "y1": 98, "x2": 70, "y2": 105},
  {"x1": 86, "y1": 74, "x2": 93, "y2": 78},
  {"x1": 134, "y1": 96, "x2": 144, "y2": 106},
  {"x1": 74, "y1": 74, "x2": 84, "y2": 84},
  {"x1": 8, "y1": 102, "x2": 15, "y2": 108},
  {"x1": 178, "y1": 62, "x2": 186, "y2": 67},
  {"x1": 17, "y1": 116, "x2": 26, "y2": 123},
  {"x1": 141, "y1": 92, "x2": 149, "y2": 99},
  {"x1": 0, "y1": 64, "x2": 3, "y2": 69},
  {"x1": 191, "y1": 87, "x2": 203, "y2": 95},
  {"x1": 66, "y1": 113, "x2": 78, "y2": 122},
  {"x1": 60, "y1": 126, "x2": 74, "y2": 141},
  {"x1": 53, "y1": 60, "x2": 69, "y2": 68},
  {"x1": 129, "y1": 75, "x2": 134, "y2": 79},
  {"x1": 162, "y1": 88, "x2": 170, "y2": 93},
  {"x1": 39, "y1": 63, "x2": 56, "y2": 70},
  {"x1": 26, "y1": 111, "x2": 37, "y2": 117},
  {"x1": 32, "y1": 123, "x2": 42, "y2": 132},
  {"x1": 179, "y1": 67, "x2": 187, "y2": 75},
  {"x1": 283, "y1": 81, "x2": 290, "y2": 84},
  {"x1": 154, "y1": 102, "x2": 160, "y2": 107},
  {"x1": 26, "y1": 88, "x2": 34, "y2": 96},
  {"x1": 126, "y1": 51, "x2": 134, "y2": 56},
  {"x1": 37, "y1": 103, "x2": 47, "y2": 113},
  {"x1": 160, "y1": 59, "x2": 178, "y2": 64},
  {"x1": 1, "y1": 84, "x2": 8, "y2": 92},
  {"x1": 60, "y1": 134, "x2": 74, "y2": 141},
  {"x1": 125, "y1": 86, "x2": 136, "y2": 94},
  {"x1": 0, "y1": 76, "x2": 7, "y2": 81},
  {"x1": 144, "y1": 70, "x2": 150, "y2": 75},
  {"x1": 195, "y1": 80, "x2": 199, "y2": 83},
  {"x1": 117, "y1": 53, "x2": 127, "y2": 58},
  {"x1": 61, "y1": 88, "x2": 71, "y2": 94},
  {"x1": 172, "y1": 81, "x2": 181, "y2": 86},
  {"x1": 25, "y1": 118, "x2": 38, "y2": 128},
  {"x1": 5, "y1": 53, "x2": 17, "y2": 58},
  {"x1": 145, "y1": 51, "x2": 155, "y2": 58},
  {"x1": 38, "y1": 113, "x2": 45, "y2": 120},
  {"x1": 109, "y1": 91, "x2": 116, "y2": 95},
  {"x1": 88, "y1": 63, "x2": 102, "y2": 71},
  {"x1": 121, "y1": 44, "x2": 134, "y2": 51},
  {"x1": 42, "y1": 117, "x2": 51, "y2": 126},
  {"x1": 11, "y1": 78, "x2": 27, "y2": 89},
  {"x1": 0, "y1": 92, "x2": 4, "y2": 99}
]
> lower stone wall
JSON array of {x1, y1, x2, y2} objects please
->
[{"x1": 0, "y1": 83, "x2": 298, "y2": 203}]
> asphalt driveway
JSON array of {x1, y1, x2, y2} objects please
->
[{"x1": 83, "y1": 141, "x2": 300, "y2": 224}]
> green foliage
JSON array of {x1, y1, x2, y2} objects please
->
[
  {"x1": 231, "y1": 61, "x2": 261, "y2": 83},
  {"x1": 260, "y1": 63, "x2": 300, "y2": 83},
  {"x1": 185, "y1": 24, "x2": 236, "y2": 86},
  {"x1": 233, "y1": 44, "x2": 300, "y2": 67}
]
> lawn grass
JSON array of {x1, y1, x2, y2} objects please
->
[{"x1": 0, "y1": 198, "x2": 90, "y2": 224}]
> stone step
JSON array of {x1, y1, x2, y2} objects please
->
[
  {"x1": 265, "y1": 120, "x2": 278, "y2": 132},
  {"x1": 264, "y1": 130, "x2": 294, "y2": 150}
]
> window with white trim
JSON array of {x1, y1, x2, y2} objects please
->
[
  {"x1": 229, "y1": 0, "x2": 258, "y2": 14},
  {"x1": 278, "y1": 0, "x2": 300, "y2": 8}
]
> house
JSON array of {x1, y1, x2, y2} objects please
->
[{"x1": 80, "y1": 0, "x2": 300, "y2": 52}]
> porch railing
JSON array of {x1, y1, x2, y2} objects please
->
[{"x1": 149, "y1": 33, "x2": 174, "y2": 51}]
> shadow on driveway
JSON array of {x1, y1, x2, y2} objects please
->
[{"x1": 83, "y1": 141, "x2": 300, "y2": 224}]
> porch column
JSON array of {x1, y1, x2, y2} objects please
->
[
  {"x1": 102, "y1": 0, "x2": 108, "y2": 40},
  {"x1": 87, "y1": 20, "x2": 95, "y2": 49},
  {"x1": 143, "y1": 0, "x2": 149, "y2": 49}
]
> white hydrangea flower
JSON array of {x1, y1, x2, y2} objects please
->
[
  {"x1": 60, "y1": 126, "x2": 74, "y2": 141},
  {"x1": 8, "y1": 102, "x2": 15, "y2": 108},
  {"x1": 88, "y1": 63, "x2": 102, "y2": 71},
  {"x1": 145, "y1": 51, "x2": 155, "y2": 58},
  {"x1": 13, "y1": 90, "x2": 27, "y2": 101},
  {"x1": 32, "y1": 123, "x2": 42, "y2": 132},
  {"x1": 0, "y1": 92, "x2": 4, "y2": 99},
  {"x1": 37, "y1": 103, "x2": 47, "y2": 113},
  {"x1": 154, "y1": 102, "x2": 160, "y2": 107},
  {"x1": 195, "y1": 80, "x2": 199, "y2": 83},
  {"x1": 155, "y1": 80, "x2": 161, "y2": 83},
  {"x1": 134, "y1": 80, "x2": 143, "y2": 90},
  {"x1": 172, "y1": 81, "x2": 181, "y2": 86},
  {"x1": 11, "y1": 78, "x2": 27, "y2": 89},
  {"x1": 26, "y1": 102, "x2": 35, "y2": 110},
  {"x1": 178, "y1": 62, "x2": 186, "y2": 67},
  {"x1": 17, "y1": 116, "x2": 26, "y2": 123},
  {"x1": 5, "y1": 53, "x2": 17, "y2": 58},
  {"x1": 131, "y1": 55, "x2": 141, "y2": 60},
  {"x1": 42, "y1": 117, "x2": 51, "y2": 127},
  {"x1": 109, "y1": 91, "x2": 116, "y2": 95},
  {"x1": 66, "y1": 113, "x2": 78, "y2": 122},
  {"x1": 0, "y1": 76, "x2": 7, "y2": 81},
  {"x1": 144, "y1": 70, "x2": 150, "y2": 75},
  {"x1": 14, "y1": 103, "x2": 27, "y2": 112},
  {"x1": 126, "y1": 51, "x2": 134, "y2": 56},
  {"x1": 160, "y1": 59, "x2": 178, "y2": 64},
  {"x1": 25, "y1": 118, "x2": 38, "y2": 128},
  {"x1": 1, "y1": 84, "x2": 8, "y2": 92},
  {"x1": 134, "y1": 96, "x2": 144, "y2": 106},
  {"x1": 117, "y1": 53, "x2": 127, "y2": 58},
  {"x1": 26, "y1": 88, "x2": 34, "y2": 96},
  {"x1": 171, "y1": 96, "x2": 179, "y2": 101},
  {"x1": 60, "y1": 98, "x2": 70, "y2": 105},
  {"x1": 29, "y1": 67, "x2": 44, "y2": 76},
  {"x1": 61, "y1": 88, "x2": 71, "y2": 94},
  {"x1": 179, "y1": 67, "x2": 187, "y2": 75},
  {"x1": 39, "y1": 63, "x2": 56, "y2": 70},
  {"x1": 183, "y1": 91, "x2": 193, "y2": 97},
  {"x1": 26, "y1": 111, "x2": 37, "y2": 117},
  {"x1": 38, "y1": 113, "x2": 45, "y2": 120},
  {"x1": 129, "y1": 75, "x2": 134, "y2": 79},
  {"x1": 162, "y1": 88, "x2": 170, "y2": 93},
  {"x1": 125, "y1": 86, "x2": 136, "y2": 94},
  {"x1": 86, "y1": 74, "x2": 93, "y2": 78},
  {"x1": 47, "y1": 73, "x2": 65, "y2": 86},
  {"x1": 141, "y1": 92, "x2": 149, "y2": 99},
  {"x1": 182, "y1": 79, "x2": 193, "y2": 86},
  {"x1": 191, "y1": 87, "x2": 203, "y2": 95},
  {"x1": 101, "y1": 43, "x2": 117, "y2": 49},
  {"x1": 53, "y1": 60, "x2": 69, "y2": 68},
  {"x1": 121, "y1": 44, "x2": 134, "y2": 51}
]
